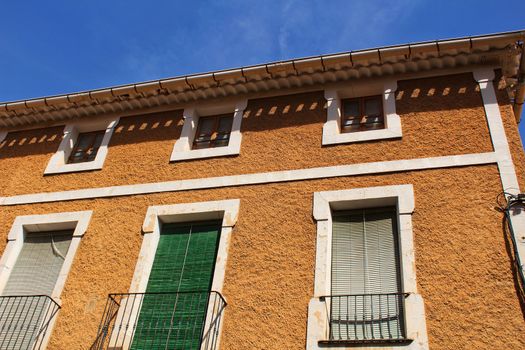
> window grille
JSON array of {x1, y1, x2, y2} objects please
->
[{"x1": 329, "y1": 208, "x2": 406, "y2": 342}]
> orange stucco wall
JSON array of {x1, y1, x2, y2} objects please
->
[
  {"x1": 0, "y1": 70, "x2": 524, "y2": 349},
  {"x1": 0, "y1": 166, "x2": 523, "y2": 349},
  {"x1": 0, "y1": 73, "x2": 492, "y2": 196}
]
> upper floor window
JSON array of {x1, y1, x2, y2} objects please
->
[
  {"x1": 341, "y1": 96, "x2": 384, "y2": 133},
  {"x1": 322, "y1": 80, "x2": 401, "y2": 145},
  {"x1": 192, "y1": 114, "x2": 234, "y2": 150},
  {"x1": 44, "y1": 117, "x2": 119, "y2": 175},
  {"x1": 170, "y1": 100, "x2": 247, "y2": 162},
  {"x1": 68, "y1": 131, "x2": 105, "y2": 164}
]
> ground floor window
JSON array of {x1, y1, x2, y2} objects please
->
[
  {"x1": 330, "y1": 208, "x2": 405, "y2": 341},
  {"x1": 132, "y1": 221, "x2": 221, "y2": 349}
]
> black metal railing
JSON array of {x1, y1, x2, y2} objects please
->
[
  {"x1": 91, "y1": 291, "x2": 226, "y2": 350},
  {"x1": 0, "y1": 295, "x2": 61, "y2": 350},
  {"x1": 319, "y1": 293, "x2": 411, "y2": 345}
]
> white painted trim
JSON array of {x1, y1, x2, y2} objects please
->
[
  {"x1": 170, "y1": 100, "x2": 247, "y2": 161},
  {"x1": 133, "y1": 199, "x2": 239, "y2": 293},
  {"x1": 307, "y1": 185, "x2": 428, "y2": 350},
  {"x1": 110, "y1": 199, "x2": 239, "y2": 349},
  {"x1": 322, "y1": 79, "x2": 402, "y2": 145},
  {"x1": 44, "y1": 117, "x2": 119, "y2": 175},
  {"x1": 0, "y1": 152, "x2": 497, "y2": 206},
  {"x1": 0, "y1": 210, "x2": 92, "y2": 350},
  {"x1": 0, "y1": 211, "x2": 92, "y2": 299},
  {"x1": 474, "y1": 68, "x2": 525, "y2": 276}
]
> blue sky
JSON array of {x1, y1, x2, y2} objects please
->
[{"x1": 1, "y1": 1, "x2": 524, "y2": 142}]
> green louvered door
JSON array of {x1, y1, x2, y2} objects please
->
[
  {"x1": 331, "y1": 208, "x2": 404, "y2": 341},
  {"x1": 131, "y1": 221, "x2": 221, "y2": 350}
]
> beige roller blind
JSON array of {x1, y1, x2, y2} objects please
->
[
  {"x1": 0, "y1": 231, "x2": 72, "y2": 349},
  {"x1": 331, "y1": 207, "x2": 404, "y2": 340},
  {"x1": 3, "y1": 231, "x2": 73, "y2": 296}
]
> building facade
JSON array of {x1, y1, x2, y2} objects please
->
[{"x1": 0, "y1": 30, "x2": 525, "y2": 349}]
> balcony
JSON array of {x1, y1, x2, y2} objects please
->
[
  {"x1": 0, "y1": 295, "x2": 61, "y2": 350},
  {"x1": 91, "y1": 291, "x2": 226, "y2": 350},
  {"x1": 318, "y1": 293, "x2": 412, "y2": 346}
]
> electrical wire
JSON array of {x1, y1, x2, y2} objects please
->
[{"x1": 497, "y1": 190, "x2": 525, "y2": 295}]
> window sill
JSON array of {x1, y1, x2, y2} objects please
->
[
  {"x1": 318, "y1": 339, "x2": 413, "y2": 347},
  {"x1": 170, "y1": 140, "x2": 241, "y2": 162},
  {"x1": 322, "y1": 119, "x2": 402, "y2": 146},
  {"x1": 44, "y1": 160, "x2": 105, "y2": 175}
]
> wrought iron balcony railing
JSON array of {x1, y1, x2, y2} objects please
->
[
  {"x1": 91, "y1": 291, "x2": 226, "y2": 350},
  {"x1": 0, "y1": 295, "x2": 61, "y2": 350},
  {"x1": 319, "y1": 292, "x2": 411, "y2": 345}
]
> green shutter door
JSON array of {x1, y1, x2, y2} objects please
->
[
  {"x1": 131, "y1": 221, "x2": 221, "y2": 350},
  {"x1": 331, "y1": 208, "x2": 403, "y2": 340},
  {"x1": 0, "y1": 231, "x2": 73, "y2": 350}
]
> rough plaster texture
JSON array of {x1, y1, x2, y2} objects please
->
[
  {"x1": 0, "y1": 166, "x2": 524, "y2": 349},
  {"x1": 0, "y1": 74, "x2": 493, "y2": 196}
]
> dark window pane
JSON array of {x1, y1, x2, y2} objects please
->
[
  {"x1": 192, "y1": 114, "x2": 234, "y2": 150},
  {"x1": 198, "y1": 118, "x2": 215, "y2": 135},
  {"x1": 217, "y1": 116, "x2": 233, "y2": 133},
  {"x1": 193, "y1": 137, "x2": 210, "y2": 149},
  {"x1": 343, "y1": 100, "x2": 360, "y2": 118},
  {"x1": 341, "y1": 117, "x2": 361, "y2": 132},
  {"x1": 76, "y1": 134, "x2": 94, "y2": 149},
  {"x1": 67, "y1": 131, "x2": 105, "y2": 164},
  {"x1": 365, "y1": 98, "x2": 381, "y2": 117},
  {"x1": 341, "y1": 96, "x2": 384, "y2": 133},
  {"x1": 212, "y1": 138, "x2": 230, "y2": 147}
]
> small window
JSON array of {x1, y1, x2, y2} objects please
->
[
  {"x1": 192, "y1": 114, "x2": 234, "y2": 150},
  {"x1": 45, "y1": 118, "x2": 118, "y2": 175},
  {"x1": 67, "y1": 131, "x2": 105, "y2": 164},
  {"x1": 308, "y1": 185, "x2": 428, "y2": 348},
  {"x1": 341, "y1": 96, "x2": 384, "y2": 133}
]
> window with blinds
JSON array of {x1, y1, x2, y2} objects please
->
[
  {"x1": 2, "y1": 231, "x2": 73, "y2": 297},
  {"x1": 331, "y1": 207, "x2": 405, "y2": 341},
  {"x1": 131, "y1": 221, "x2": 221, "y2": 350},
  {"x1": 0, "y1": 231, "x2": 73, "y2": 349}
]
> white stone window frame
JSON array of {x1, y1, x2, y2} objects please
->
[
  {"x1": 110, "y1": 199, "x2": 240, "y2": 349},
  {"x1": 323, "y1": 80, "x2": 402, "y2": 145},
  {"x1": 306, "y1": 185, "x2": 428, "y2": 350},
  {"x1": 0, "y1": 210, "x2": 92, "y2": 349},
  {"x1": 170, "y1": 100, "x2": 247, "y2": 162},
  {"x1": 44, "y1": 117, "x2": 119, "y2": 175}
]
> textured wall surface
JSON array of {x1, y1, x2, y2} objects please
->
[
  {"x1": 0, "y1": 73, "x2": 492, "y2": 196},
  {"x1": 0, "y1": 70, "x2": 524, "y2": 349},
  {"x1": 0, "y1": 166, "x2": 524, "y2": 349}
]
